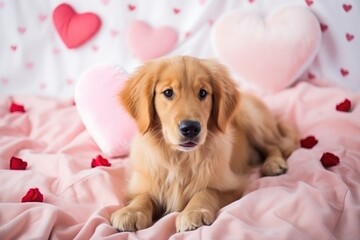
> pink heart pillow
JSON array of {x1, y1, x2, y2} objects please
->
[
  {"x1": 53, "y1": 3, "x2": 101, "y2": 49},
  {"x1": 127, "y1": 20, "x2": 178, "y2": 61},
  {"x1": 212, "y1": 6, "x2": 321, "y2": 92},
  {"x1": 75, "y1": 63, "x2": 138, "y2": 157}
]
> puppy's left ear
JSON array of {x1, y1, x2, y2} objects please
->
[{"x1": 202, "y1": 60, "x2": 240, "y2": 132}]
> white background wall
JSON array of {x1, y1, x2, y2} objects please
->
[{"x1": 0, "y1": 0, "x2": 359, "y2": 99}]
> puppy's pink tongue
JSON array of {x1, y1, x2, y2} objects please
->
[{"x1": 181, "y1": 142, "x2": 197, "y2": 148}]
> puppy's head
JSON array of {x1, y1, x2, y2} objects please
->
[{"x1": 120, "y1": 56, "x2": 240, "y2": 152}]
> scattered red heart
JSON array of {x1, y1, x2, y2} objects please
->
[
  {"x1": 320, "y1": 23, "x2": 328, "y2": 32},
  {"x1": 307, "y1": 72, "x2": 316, "y2": 80},
  {"x1": 128, "y1": 4, "x2": 136, "y2": 11},
  {"x1": 300, "y1": 136, "x2": 318, "y2": 149},
  {"x1": 340, "y1": 68, "x2": 349, "y2": 77},
  {"x1": 305, "y1": 0, "x2": 314, "y2": 7},
  {"x1": 21, "y1": 188, "x2": 44, "y2": 203},
  {"x1": 10, "y1": 156, "x2": 28, "y2": 170},
  {"x1": 320, "y1": 152, "x2": 340, "y2": 168},
  {"x1": 346, "y1": 33, "x2": 354, "y2": 42},
  {"x1": 336, "y1": 99, "x2": 351, "y2": 112},
  {"x1": 10, "y1": 102, "x2": 26, "y2": 113},
  {"x1": 342, "y1": 4, "x2": 352, "y2": 12},
  {"x1": 91, "y1": 155, "x2": 111, "y2": 168}
]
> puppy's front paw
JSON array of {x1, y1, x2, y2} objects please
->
[
  {"x1": 110, "y1": 207, "x2": 152, "y2": 232},
  {"x1": 261, "y1": 157, "x2": 288, "y2": 176},
  {"x1": 176, "y1": 208, "x2": 215, "y2": 232}
]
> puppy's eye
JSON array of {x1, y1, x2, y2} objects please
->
[
  {"x1": 163, "y1": 89, "x2": 174, "y2": 99},
  {"x1": 199, "y1": 89, "x2": 207, "y2": 100}
]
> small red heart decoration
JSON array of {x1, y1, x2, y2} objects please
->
[
  {"x1": 320, "y1": 152, "x2": 340, "y2": 168},
  {"x1": 52, "y1": 3, "x2": 101, "y2": 49},
  {"x1": 342, "y1": 4, "x2": 352, "y2": 12},
  {"x1": 305, "y1": 0, "x2": 313, "y2": 7},
  {"x1": 128, "y1": 4, "x2": 136, "y2": 11},
  {"x1": 345, "y1": 33, "x2": 354, "y2": 42},
  {"x1": 10, "y1": 102, "x2": 26, "y2": 113},
  {"x1": 300, "y1": 136, "x2": 318, "y2": 149},
  {"x1": 91, "y1": 155, "x2": 111, "y2": 168},
  {"x1": 340, "y1": 68, "x2": 349, "y2": 77},
  {"x1": 336, "y1": 98, "x2": 352, "y2": 112},
  {"x1": 320, "y1": 23, "x2": 328, "y2": 32},
  {"x1": 307, "y1": 72, "x2": 316, "y2": 80},
  {"x1": 10, "y1": 156, "x2": 28, "y2": 170},
  {"x1": 21, "y1": 188, "x2": 44, "y2": 203}
]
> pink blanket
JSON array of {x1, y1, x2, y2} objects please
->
[{"x1": 1, "y1": 81, "x2": 359, "y2": 239}]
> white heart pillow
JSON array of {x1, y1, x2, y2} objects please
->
[
  {"x1": 75, "y1": 63, "x2": 138, "y2": 157},
  {"x1": 212, "y1": 6, "x2": 321, "y2": 92}
]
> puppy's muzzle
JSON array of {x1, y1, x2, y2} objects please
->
[{"x1": 179, "y1": 120, "x2": 201, "y2": 139}]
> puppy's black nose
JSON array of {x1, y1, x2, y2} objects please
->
[{"x1": 179, "y1": 120, "x2": 201, "y2": 138}]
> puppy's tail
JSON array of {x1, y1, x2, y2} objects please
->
[{"x1": 277, "y1": 121, "x2": 299, "y2": 158}]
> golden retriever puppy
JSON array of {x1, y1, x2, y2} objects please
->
[{"x1": 110, "y1": 56, "x2": 298, "y2": 232}]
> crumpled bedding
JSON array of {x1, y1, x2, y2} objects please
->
[{"x1": 0, "y1": 81, "x2": 359, "y2": 240}]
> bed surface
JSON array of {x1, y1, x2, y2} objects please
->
[{"x1": 1, "y1": 81, "x2": 359, "y2": 239}]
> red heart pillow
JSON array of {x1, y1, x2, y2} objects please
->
[{"x1": 53, "y1": 3, "x2": 101, "y2": 49}]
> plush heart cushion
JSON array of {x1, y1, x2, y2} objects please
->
[
  {"x1": 127, "y1": 20, "x2": 178, "y2": 61},
  {"x1": 53, "y1": 3, "x2": 101, "y2": 49},
  {"x1": 212, "y1": 6, "x2": 321, "y2": 92},
  {"x1": 75, "y1": 63, "x2": 138, "y2": 157}
]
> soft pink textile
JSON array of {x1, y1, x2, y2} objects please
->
[{"x1": 0, "y1": 81, "x2": 359, "y2": 239}]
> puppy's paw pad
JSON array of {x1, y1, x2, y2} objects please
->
[
  {"x1": 110, "y1": 208, "x2": 151, "y2": 232},
  {"x1": 261, "y1": 159, "x2": 288, "y2": 176},
  {"x1": 176, "y1": 209, "x2": 215, "y2": 232}
]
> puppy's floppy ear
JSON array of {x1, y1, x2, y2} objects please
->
[
  {"x1": 202, "y1": 59, "x2": 240, "y2": 132},
  {"x1": 119, "y1": 63, "x2": 156, "y2": 134}
]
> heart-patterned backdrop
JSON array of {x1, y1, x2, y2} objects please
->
[{"x1": 0, "y1": 0, "x2": 359, "y2": 98}]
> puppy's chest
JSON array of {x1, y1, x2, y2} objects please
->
[
  {"x1": 156, "y1": 163, "x2": 209, "y2": 212},
  {"x1": 162, "y1": 166, "x2": 199, "y2": 189}
]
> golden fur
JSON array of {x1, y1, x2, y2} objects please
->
[{"x1": 110, "y1": 56, "x2": 298, "y2": 232}]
